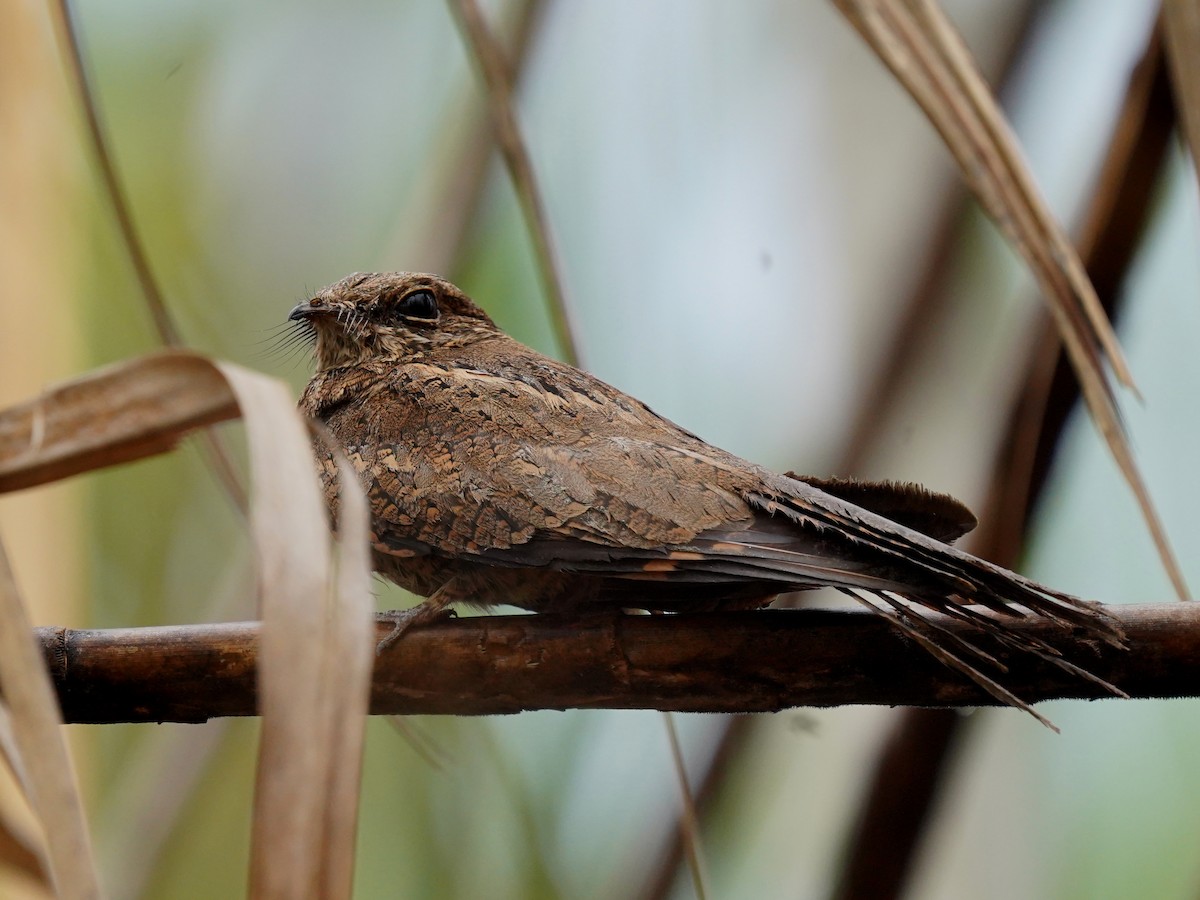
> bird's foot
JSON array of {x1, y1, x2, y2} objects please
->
[{"x1": 375, "y1": 602, "x2": 458, "y2": 655}]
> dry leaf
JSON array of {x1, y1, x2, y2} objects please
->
[
  {"x1": 834, "y1": 0, "x2": 1191, "y2": 600},
  {"x1": 0, "y1": 542, "x2": 100, "y2": 898},
  {"x1": 316, "y1": 451, "x2": 373, "y2": 898},
  {"x1": 0, "y1": 350, "x2": 237, "y2": 493},
  {"x1": 0, "y1": 706, "x2": 50, "y2": 888},
  {"x1": 216, "y1": 363, "x2": 372, "y2": 900},
  {"x1": 0, "y1": 350, "x2": 375, "y2": 897}
]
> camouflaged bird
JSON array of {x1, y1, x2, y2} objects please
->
[{"x1": 291, "y1": 272, "x2": 1123, "y2": 716}]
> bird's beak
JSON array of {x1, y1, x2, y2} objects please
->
[{"x1": 288, "y1": 301, "x2": 320, "y2": 322}]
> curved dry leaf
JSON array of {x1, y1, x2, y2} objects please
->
[
  {"x1": 214, "y1": 363, "x2": 373, "y2": 900},
  {"x1": 316, "y1": 452, "x2": 373, "y2": 898},
  {"x1": 0, "y1": 350, "x2": 375, "y2": 896},
  {"x1": 0, "y1": 350, "x2": 238, "y2": 493},
  {"x1": 834, "y1": 0, "x2": 1191, "y2": 601},
  {"x1": 0, "y1": 706, "x2": 50, "y2": 888},
  {"x1": 224, "y1": 364, "x2": 332, "y2": 898},
  {"x1": 0, "y1": 543, "x2": 99, "y2": 898}
]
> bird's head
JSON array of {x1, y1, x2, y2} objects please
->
[{"x1": 288, "y1": 272, "x2": 497, "y2": 371}]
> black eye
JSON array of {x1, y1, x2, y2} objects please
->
[{"x1": 395, "y1": 289, "x2": 439, "y2": 321}]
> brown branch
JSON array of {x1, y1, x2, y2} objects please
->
[{"x1": 31, "y1": 604, "x2": 1199, "y2": 725}]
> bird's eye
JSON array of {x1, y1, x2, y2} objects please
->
[{"x1": 395, "y1": 289, "x2": 439, "y2": 321}]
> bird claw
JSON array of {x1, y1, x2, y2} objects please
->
[{"x1": 375, "y1": 604, "x2": 458, "y2": 654}]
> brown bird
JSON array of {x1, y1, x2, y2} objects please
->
[{"x1": 290, "y1": 272, "x2": 1123, "y2": 718}]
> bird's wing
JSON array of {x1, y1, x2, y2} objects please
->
[
  {"x1": 319, "y1": 357, "x2": 756, "y2": 554},
  {"x1": 323, "y1": 358, "x2": 1104, "y2": 629},
  {"x1": 314, "y1": 353, "x2": 1124, "y2": 722}
]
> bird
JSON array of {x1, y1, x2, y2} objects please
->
[{"x1": 289, "y1": 271, "x2": 1124, "y2": 720}]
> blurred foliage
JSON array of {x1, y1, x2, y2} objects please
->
[{"x1": 2, "y1": 0, "x2": 1196, "y2": 898}]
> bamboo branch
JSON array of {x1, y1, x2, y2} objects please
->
[{"x1": 32, "y1": 604, "x2": 1198, "y2": 725}]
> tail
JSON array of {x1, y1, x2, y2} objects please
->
[{"x1": 740, "y1": 479, "x2": 1126, "y2": 726}]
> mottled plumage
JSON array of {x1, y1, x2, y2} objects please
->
[{"x1": 291, "y1": 272, "x2": 1123, "y2": 718}]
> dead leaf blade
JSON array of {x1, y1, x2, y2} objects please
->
[
  {"x1": 214, "y1": 362, "x2": 372, "y2": 900},
  {"x1": 834, "y1": 0, "x2": 1191, "y2": 600},
  {"x1": 0, "y1": 351, "x2": 375, "y2": 894},
  {"x1": 0, "y1": 540, "x2": 100, "y2": 898},
  {"x1": 316, "y1": 451, "x2": 374, "y2": 898},
  {"x1": 0, "y1": 350, "x2": 239, "y2": 494},
  {"x1": 0, "y1": 705, "x2": 51, "y2": 887}
]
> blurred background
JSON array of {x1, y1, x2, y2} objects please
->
[{"x1": 2, "y1": 0, "x2": 1198, "y2": 897}]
